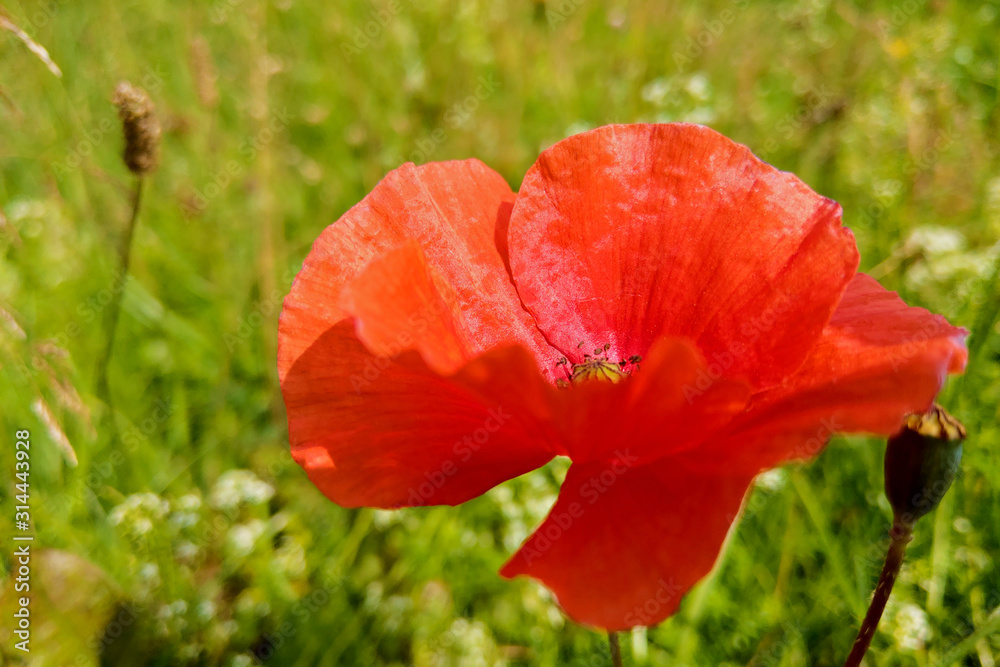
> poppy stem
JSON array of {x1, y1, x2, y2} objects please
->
[
  {"x1": 842, "y1": 522, "x2": 912, "y2": 667},
  {"x1": 608, "y1": 631, "x2": 623, "y2": 667}
]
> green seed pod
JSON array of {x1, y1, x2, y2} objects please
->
[{"x1": 884, "y1": 404, "x2": 965, "y2": 531}]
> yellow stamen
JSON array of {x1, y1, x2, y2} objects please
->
[{"x1": 570, "y1": 359, "x2": 625, "y2": 384}]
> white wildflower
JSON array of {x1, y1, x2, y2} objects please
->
[
  {"x1": 893, "y1": 603, "x2": 932, "y2": 651},
  {"x1": 210, "y1": 470, "x2": 274, "y2": 511}
]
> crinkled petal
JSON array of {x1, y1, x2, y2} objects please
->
[
  {"x1": 500, "y1": 456, "x2": 756, "y2": 630},
  {"x1": 552, "y1": 337, "x2": 750, "y2": 465},
  {"x1": 279, "y1": 159, "x2": 557, "y2": 383},
  {"x1": 689, "y1": 273, "x2": 968, "y2": 474},
  {"x1": 507, "y1": 123, "x2": 859, "y2": 388},
  {"x1": 341, "y1": 240, "x2": 474, "y2": 374},
  {"x1": 283, "y1": 320, "x2": 558, "y2": 508}
]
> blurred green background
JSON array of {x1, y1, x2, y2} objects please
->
[{"x1": 1, "y1": 0, "x2": 999, "y2": 665}]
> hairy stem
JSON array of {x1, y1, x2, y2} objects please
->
[{"x1": 843, "y1": 524, "x2": 912, "y2": 667}]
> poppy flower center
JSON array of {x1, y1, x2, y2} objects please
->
[{"x1": 555, "y1": 344, "x2": 641, "y2": 387}]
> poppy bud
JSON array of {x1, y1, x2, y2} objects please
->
[
  {"x1": 113, "y1": 81, "x2": 161, "y2": 175},
  {"x1": 884, "y1": 404, "x2": 965, "y2": 532}
]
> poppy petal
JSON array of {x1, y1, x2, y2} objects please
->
[
  {"x1": 552, "y1": 337, "x2": 750, "y2": 465},
  {"x1": 279, "y1": 159, "x2": 557, "y2": 384},
  {"x1": 500, "y1": 456, "x2": 755, "y2": 630},
  {"x1": 283, "y1": 320, "x2": 558, "y2": 508},
  {"x1": 690, "y1": 273, "x2": 968, "y2": 474},
  {"x1": 507, "y1": 123, "x2": 859, "y2": 387},
  {"x1": 341, "y1": 240, "x2": 474, "y2": 375}
]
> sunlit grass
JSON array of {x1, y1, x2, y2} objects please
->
[{"x1": 1, "y1": 1, "x2": 998, "y2": 665}]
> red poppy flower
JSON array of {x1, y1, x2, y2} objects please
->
[{"x1": 278, "y1": 124, "x2": 967, "y2": 630}]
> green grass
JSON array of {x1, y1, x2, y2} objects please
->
[{"x1": 1, "y1": 0, "x2": 999, "y2": 665}]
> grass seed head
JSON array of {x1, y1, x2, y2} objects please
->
[{"x1": 113, "y1": 81, "x2": 161, "y2": 175}]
